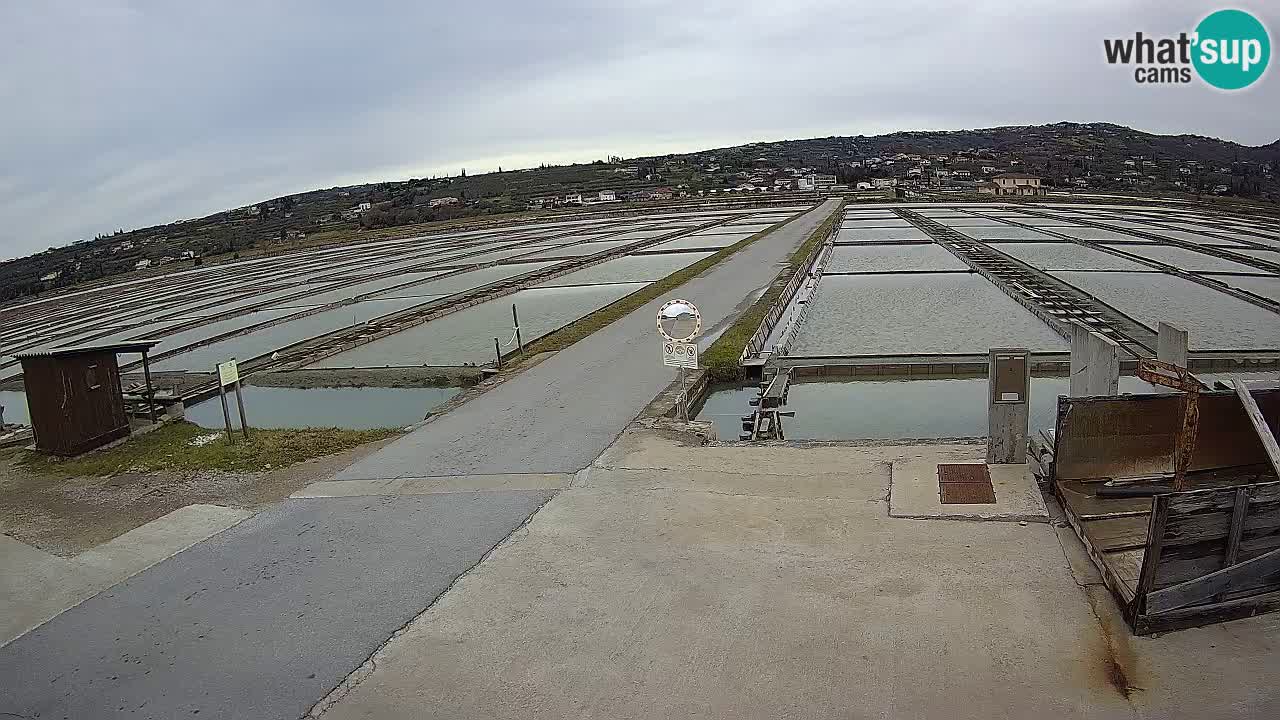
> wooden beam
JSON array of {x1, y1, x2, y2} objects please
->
[
  {"x1": 1233, "y1": 376, "x2": 1280, "y2": 481},
  {"x1": 1223, "y1": 487, "x2": 1249, "y2": 568},
  {"x1": 1146, "y1": 545, "x2": 1280, "y2": 615},
  {"x1": 1215, "y1": 487, "x2": 1250, "y2": 603},
  {"x1": 1135, "y1": 494, "x2": 1171, "y2": 607}
]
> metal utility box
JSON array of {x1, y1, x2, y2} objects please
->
[
  {"x1": 987, "y1": 348, "x2": 1030, "y2": 464},
  {"x1": 15, "y1": 341, "x2": 158, "y2": 456}
]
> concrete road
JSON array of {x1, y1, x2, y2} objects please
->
[
  {"x1": 0, "y1": 492, "x2": 553, "y2": 720},
  {"x1": 335, "y1": 198, "x2": 841, "y2": 479}
]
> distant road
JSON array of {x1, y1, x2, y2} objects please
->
[{"x1": 336, "y1": 197, "x2": 842, "y2": 479}]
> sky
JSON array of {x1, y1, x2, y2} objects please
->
[{"x1": 1, "y1": 0, "x2": 1277, "y2": 260}]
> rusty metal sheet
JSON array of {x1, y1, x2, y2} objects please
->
[
  {"x1": 1136, "y1": 358, "x2": 1206, "y2": 393},
  {"x1": 940, "y1": 482, "x2": 997, "y2": 504},
  {"x1": 938, "y1": 464, "x2": 996, "y2": 504},
  {"x1": 1052, "y1": 390, "x2": 1280, "y2": 482},
  {"x1": 938, "y1": 463, "x2": 991, "y2": 485}
]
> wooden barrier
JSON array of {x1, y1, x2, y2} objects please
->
[{"x1": 1050, "y1": 387, "x2": 1280, "y2": 633}]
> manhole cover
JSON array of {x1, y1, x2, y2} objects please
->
[
  {"x1": 939, "y1": 482, "x2": 997, "y2": 504},
  {"x1": 938, "y1": 464, "x2": 996, "y2": 504},
  {"x1": 938, "y1": 463, "x2": 990, "y2": 484}
]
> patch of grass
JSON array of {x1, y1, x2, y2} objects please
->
[
  {"x1": 18, "y1": 421, "x2": 399, "y2": 476},
  {"x1": 702, "y1": 199, "x2": 846, "y2": 381},
  {"x1": 518, "y1": 210, "x2": 814, "y2": 357}
]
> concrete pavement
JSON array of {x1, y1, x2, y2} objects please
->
[
  {"x1": 334, "y1": 198, "x2": 842, "y2": 479},
  {"x1": 0, "y1": 492, "x2": 553, "y2": 720},
  {"x1": 315, "y1": 430, "x2": 1280, "y2": 720}
]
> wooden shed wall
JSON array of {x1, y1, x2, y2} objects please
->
[{"x1": 21, "y1": 351, "x2": 129, "y2": 456}]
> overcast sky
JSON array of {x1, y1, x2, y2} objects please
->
[{"x1": 1, "y1": 0, "x2": 1276, "y2": 260}]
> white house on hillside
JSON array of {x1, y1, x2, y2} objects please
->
[{"x1": 978, "y1": 173, "x2": 1045, "y2": 196}]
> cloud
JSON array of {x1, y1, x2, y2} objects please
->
[{"x1": 1, "y1": 0, "x2": 1276, "y2": 259}]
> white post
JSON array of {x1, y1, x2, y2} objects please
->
[
  {"x1": 1070, "y1": 323, "x2": 1120, "y2": 396},
  {"x1": 1157, "y1": 322, "x2": 1190, "y2": 368}
]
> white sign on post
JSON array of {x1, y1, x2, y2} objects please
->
[
  {"x1": 663, "y1": 340, "x2": 698, "y2": 368},
  {"x1": 216, "y1": 359, "x2": 239, "y2": 387}
]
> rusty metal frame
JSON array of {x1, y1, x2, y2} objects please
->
[{"x1": 1136, "y1": 358, "x2": 1206, "y2": 491}]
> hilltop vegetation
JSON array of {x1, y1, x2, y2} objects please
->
[{"x1": 4, "y1": 122, "x2": 1278, "y2": 304}]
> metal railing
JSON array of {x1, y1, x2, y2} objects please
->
[{"x1": 739, "y1": 215, "x2": 840, "y2": 362}]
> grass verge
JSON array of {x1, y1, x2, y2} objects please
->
[
  {"x1": 701, "y1": 199, "x2": 845, "y2": 381},
  {"x1": 18, "y1": 421, "x2": 399, "y2": 476},
  {"x1": 518, "y1": 209, "x2": 817, "y2": 357}
]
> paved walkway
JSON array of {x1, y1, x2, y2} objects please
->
[{"x1": 335, "y1": 198, "x2": 841, "y2": 478}]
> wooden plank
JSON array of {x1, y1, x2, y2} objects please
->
[
  {"x1": 1056, "y1": 479, "x2": 1152, "y2": 520},
  {"x1": 1103, "y1": 549, "x2": 1145, "y2": 592},
  {"x1": 1215, "y1": 487, "x2": 1251, "y2": 602},
  {"x1": 1135, "y1": 495, "x2": 1171, "y2": 604},
  {"x1": 1234, "y1": 376, "x2": 1280, "y2": 481},
  {"x1": 1145, "y1": 546, "x2": 1280, "y2": 614},
  {"x1": 1082, "y1": 516, "x2": 1150, "y2": 552},
  {"x1": 1137, "y1": 587, "x2": 1280, "y2": 635},
  {"x1": 1224, "y1": 487, "x2": 1250, "y2": 567}
]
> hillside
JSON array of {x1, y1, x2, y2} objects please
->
[{"x1": 4, "y1": 122, "x2": 1278, "y2": 304}]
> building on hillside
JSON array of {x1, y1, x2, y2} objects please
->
[
  {"x1": 650, "y1": 187, "x2": 673, "y2": 201},
  {"x1": 563, "y1": 193, "x2": 583, "y2": 205},
  {"x1": 134, "y1": 259, "x2": 152, "y2": 270},
  {"x1": 978, "y1": 173, "x2": 1045, "y2": 196},
  {"x1": 597, "y1": 189, "x2": 617, "y2": 202},
  {"x1": 813, "y1": 174, "x2": 837, "y2": 191},
  {"x1": 428, "y1": 197, "x2": 460, "y2": 208}
]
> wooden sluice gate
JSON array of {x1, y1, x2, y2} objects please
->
[
  {"x1": 1039, "y1": 365, "x2": 1280, "y2": 634},
  {"x1": 740, "y1": 369, "x2": 794, "y2": 441}
]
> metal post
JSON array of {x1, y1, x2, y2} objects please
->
[
  {"x1": 494, "y1": 338, "x2": 503, "y2": 369},
  {"x1": 677, "y1": 366, "x2": 687, "y2": 422},
  {"x1": 218, "y1": 381, "x2": 234, "y2": 445},
  {"x1": 233, "y1": 378, "x2": 250, "y2": 440},
  {"x1": 141, "y1": 350, "x2": 157, "y2": 424},
  {"x1": 512, "y1": 303, "x2": 524, "y2": 356}
]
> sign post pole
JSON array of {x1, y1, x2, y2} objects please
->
[
  {"x1": 233, "y1": 377, "x2": 250, "y2": 440},
  {"x1": 512, "y1": 304, "x2": 524, "y2": 356},
  {"x1": 218, "y1": 381, "x2": 234, "y2": 445}
]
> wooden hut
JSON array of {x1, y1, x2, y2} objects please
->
[{"x1": 14, "y1": 341, "x2": 159, "y2": 456}]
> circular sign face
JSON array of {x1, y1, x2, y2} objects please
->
[{"x1": 657, "y1": 298, "x2": 701, "y2": 342}]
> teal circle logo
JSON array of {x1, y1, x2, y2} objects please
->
[{"x1": 1192, "y1": 9, "x2": 1270, "y2": 90}]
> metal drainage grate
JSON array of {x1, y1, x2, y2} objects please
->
[{"x1": 938, "y1": 464, "x2": 996, "y2": 504}]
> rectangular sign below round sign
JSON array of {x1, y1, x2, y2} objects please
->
[
  {"x1": 662, "y1": 340, "x2": 698, "y2": 369},
  {"x1": 216, "y1": 359, "x2": 239, "y2": 387}
]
